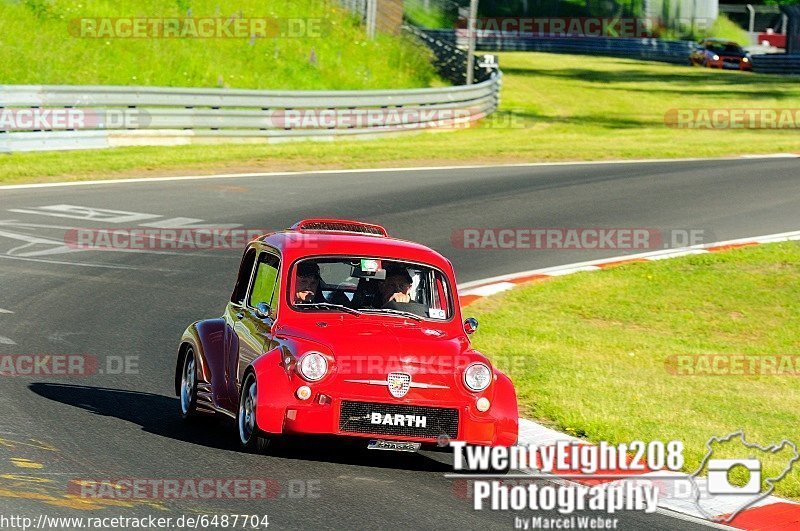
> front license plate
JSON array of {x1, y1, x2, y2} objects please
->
[{"x1": 368, "y1": 439, "x2": 422, "y2": 452}]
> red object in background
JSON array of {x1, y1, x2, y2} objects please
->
[
  {"x1": 758, "y1": 32, "x2": 786, "y2": 49},
  {"x1": 174, "y1": 219, "x2": 519, "y2": 453}
]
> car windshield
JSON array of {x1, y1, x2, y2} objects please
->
[
  {"x1": 290, "y1": 257, "x2": 453, "y2": 320},
  {"x1": 706, "y1": 42, "x2": 742, "y2": 53}
]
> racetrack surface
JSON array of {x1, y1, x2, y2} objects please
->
[{"x1": 1, "y1": 157, "x2": 798, "y2": 529}]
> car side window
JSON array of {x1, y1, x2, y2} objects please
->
[
  {"x1": 249, "y1": 252, "x2": 280, "y2": 313},
  {"x1": 231, "y1": 248, "x2": 257, "y2": 305}
]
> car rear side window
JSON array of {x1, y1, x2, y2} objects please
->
[
  {"x1": 249, "y1": 252, "x2": 280, "y2": 311},
  {"x1": 231, "y1": 248, "x2": 257, "y2": 304}
]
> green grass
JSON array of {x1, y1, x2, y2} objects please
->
[
  {"x1": 404, "y1": 0, "x2": 456, "y2": 29},
  {"x1": 0, "y1": 0, "x2": 435, "y2": 89},
  {"x1": 704, "y1": 14, "x2": 752, "y2": 46},
  {"x1": 469, "y1": 242, "x2": 800, "y2": 500},
  {"x1": 3, "y1": 52, "x2": 800, "y2": 184},
  {"x1": 658, "y1": 14, "x2": 752, "y2": 44}
]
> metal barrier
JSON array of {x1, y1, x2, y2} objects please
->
[
  {"x1": 0, "y1": 75, "x2": 501, "y2": 153},
  {"x1": 750, "y1": 53, "x2": 800, "y2": 74},
  {"x1": 404, "y1": 25, "x2": 498, "y2": 85},
  {"x1": 420, "y1": 29, "x2": 696, "y2": 64},
  {"x1": 422, "y1": 28, "x2": 800, "y2": 74}
]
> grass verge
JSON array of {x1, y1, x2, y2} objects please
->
[
  {"x1": 3, "y1": 52, "x2": 800, "y2": 184},
  {"x1": 0, "y1": 0, "x2": 435, "y2": 89},
  {"x1": 469, "y1": 242, "x2": 800, "y2": 500}
]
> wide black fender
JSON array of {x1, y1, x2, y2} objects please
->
[{"x1": 175, "y1": 318, "x2": 238, "y2": 410}]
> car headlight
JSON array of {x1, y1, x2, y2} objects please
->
[
  {"x1": 464, "y1": 362, "x2": 492, "y2": 392},
  {"x1": 712, "y1": 54, "x2": 720, "y2": 61},
  {"x1": 742, "y1": 57, "x2": 750, "y2": 63},
  {"x1": 298, "y1": 352, "x2": 328, "y2": 381}
]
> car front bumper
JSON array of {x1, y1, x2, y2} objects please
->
[{"x1": 276, "y1": 396, "x2": 516, "y2": 447}]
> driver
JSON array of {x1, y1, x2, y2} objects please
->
[
  {"x1": 294, "y1": 261, "x2": 323, "y2": 304},
  {"x1": 378, "y1": 267, "x2": 413, "y2": 307}
]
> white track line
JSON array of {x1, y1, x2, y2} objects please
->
[
  {"x1": 458, "y1": 229, "x2": 800, "y2": 291},
  {"x1": 1, "y1": 154, "x2": 796, "y2": 190}
]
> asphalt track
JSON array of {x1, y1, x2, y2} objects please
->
[{"x1": 1, "y1": 156, "x2": 798, "y2": 530}]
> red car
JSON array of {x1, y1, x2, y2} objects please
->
[{"x1": 175, "y1": 219, "x2": 518, "y2": 453}]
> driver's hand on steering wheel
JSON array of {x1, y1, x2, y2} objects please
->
[
  {"x1": 296, "y1": 290, "x2": 316, "y2": 303},
  {"x1": 388, "y1": 292, "x2": 411, "y2": 303}
]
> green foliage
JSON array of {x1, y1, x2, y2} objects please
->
[
  {"x1": 404, "y1": 0, "x2": 458, "y2": 29},
  {"x1": 0, "y1": 0, "x2": 436, "y2": 89},
  {"x1": 704, "y1": 13, "x2": 752, "y2": 45},
  {"x1": 655, "y1": 14, "x2": 752, "y2": 45}
]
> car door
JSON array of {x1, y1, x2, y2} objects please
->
[
  {"x1": 222, "y1": 246, "x2": 258, "y2": 409},
  {"x1": 232, "y1": 249, "x2": 281, "y2": 395}
]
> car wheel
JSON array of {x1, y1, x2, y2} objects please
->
[
  {"x1": 238, "y1": 372, "x2": 271, "y2": 452},
  {"x1": 180, "y1": 347, "x2": 198, "y2": 419}
]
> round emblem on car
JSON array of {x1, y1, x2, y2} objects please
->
[{"x1": 387, "y1": 372, "x2": 411, "y2": 398}]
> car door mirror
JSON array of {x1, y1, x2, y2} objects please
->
[
  {"x1": 464, "y1": 317, "x2": 478, "y2": 335},
  {"x1": 254, "y1": 302, "x2": 271, "y2": 320}
]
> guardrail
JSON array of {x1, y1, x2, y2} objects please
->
[
  {"x1": 422, "y1": 28, "x2": 800, "y2": 75},
  {"x1": 0, "y1": 74, "x2": 501, "y2": 153},
  {"x1": 750, "y1": 53, "x2": 800, "y2": 74},
  {"x1": 421, "y1": 29, "x2": 696, "y2": 64},
  {"x1": 404, "y1": 25, "x2": 498, "y2": 85}
]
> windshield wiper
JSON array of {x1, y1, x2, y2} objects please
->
[
  {"x1": 360, "y1": 308, "x2": 424, "y2": 321},
  {"x1": 295, "y1": 302, "x2": 363, "y2": 316}
]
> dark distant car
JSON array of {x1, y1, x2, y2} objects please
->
[{"x1": 690, "y1": 39, "x2": 752, "y2": 71}]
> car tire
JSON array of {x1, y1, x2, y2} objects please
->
[
  {"x1": 180, "y1": 347, "x2": 199, "y2": 420},
  {"x1": 238, "y1": 372, "x2": 271, "y2": 452}
]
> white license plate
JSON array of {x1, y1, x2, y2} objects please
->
[{"x1": 368, "y1": 439, "x2": 422, "y2": 452}]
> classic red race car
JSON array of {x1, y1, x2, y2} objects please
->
[{"x1": 175, "y1": 219, "x2": 518, "y2": 453}]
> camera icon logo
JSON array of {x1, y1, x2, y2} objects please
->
[
  {"x1": 706, "y1": 458, "x2": 761, "y2": 495},
  {"x1": 689, "y1": 431, "x2": 798, "y2": 524}
]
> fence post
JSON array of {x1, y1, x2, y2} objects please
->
[
  {"x1": 466, "y1": 0, "x2": 479, "y2": 84},
  {"x1": 366, "y1": 0, "x2": 378, "y2": 39}
]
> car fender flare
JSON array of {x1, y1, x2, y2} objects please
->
[
  {"x1": 491, "y1": 370, "x2": 519, "y2": 447},
  {"x1": 175, "y1": 319, "x2": 228, "y2": 401},
  {"x1": 250, "y1": 346, "x2": 294, "y2": 435}
]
